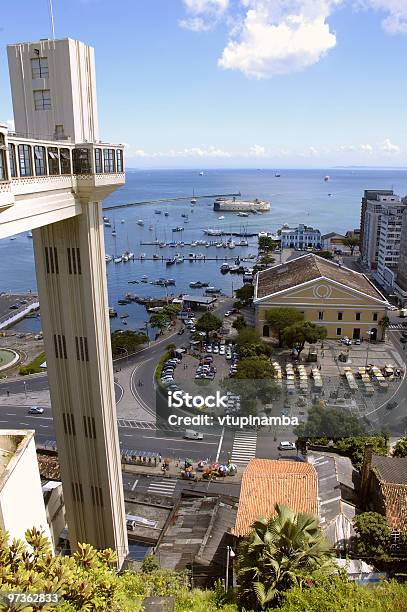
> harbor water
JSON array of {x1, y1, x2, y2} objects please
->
[{"x1": 1, "y1": 168, "x2": 407, "y2": 333}]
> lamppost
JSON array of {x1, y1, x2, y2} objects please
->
[
  {"x1": 23, "y1": 380, "x2": 27, "y2": 399},
  {"x1": 365, "y1": 329, "x2": 374, "y2": 368},
  {"x1": 225, "y1": 545, "x2": 236, "y2": 591}
]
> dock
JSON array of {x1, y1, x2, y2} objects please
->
[{"x1": 102, "y1": 192, "x2": 241, "y2": 211}]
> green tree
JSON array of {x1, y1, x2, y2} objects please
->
[
  {"x1": 149, "y1": 313, "x2": 170, "y2": 334},
  {"x1": 111, "y1": 330, "x2": 147, "y2": 358},
  {"x1": 235, "y1": 283, "x2": 254, "y2": 303},
  {"x1": 258, "y1": 236, "x2": 277, "y2": 252},
  {"x1": 283, "y1": 321, "x2": 327, "y2": 358},
  {"x1": 195, "y1": 311, "x2": 223, "y2": 341},
  {"x1": 317, "y1": 250, "x2": 334, "y2": 260},
  {"x1": 334, "y1": 435, "x2": 388, "y2": 468},
  {"x1": 236, "y1": 325, "x2": 260, "y2": 346},
  {"x1": 393, "y1": 437, "x2": 407, "y2": 458},
  {"x1": 236, "y1": 356, "x2": 274, "y2": 380},
  {"x1": 378, "y1": 316, "x2": 390, "y2": 341},
  {"x1": 353, "y1": 512, "x2": 392, "y2": 563},
  {"x1": 232, "y1": 315, "x2": 246, "y2": 331},
  {"x1": 162, "y1": 303, "x2": 182, "y2": 319},
  {"x1": 277, "y1": 574, "x2": 407, "y2": 612},
  {"x1": 295, "y1": 405, "x2": 365, "y2": 442},
  {"x1": 343, "y1": 236, "x2": 360, "y2": 255},
  {"x1": 265, "y1": 308, "x2": 304, "y2": 347},
  {"x1": 259, "y1": 253, "x2": 275, "y2": 266},
  {"x1": 237, "y1": 504, "x2": 333, "y2": 610}
]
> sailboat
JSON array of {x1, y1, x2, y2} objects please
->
[
  {"x1": 191, "y1": 188, "x2": 197, "y2": 205},
  {"x1": 199, "y1": 171, "x2": 204, "y2": 176}
]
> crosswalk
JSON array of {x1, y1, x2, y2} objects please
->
[
  {"x1": 231, "y1": 431, "x2": 257, "y2": 464},
  {"x1": 147, "y1": 478, "x2": 178, "y2": 497},
  {"x1": 389, "y1": 323, "x2": 406, "y2": 330},
  {"x1": 117, "y1": 419, "x2": 182, "y2": 432}
]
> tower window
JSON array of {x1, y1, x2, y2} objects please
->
[
  {"x1": 373, "y1": 312, "x2": 378, "y2": 321},
  {"x1": 103, "y1": 148, "x2": 115, "y2": 173},
  {"x1": 116, "y1": 149, "x2": 123, "y2": 172},
  {"x1": 31, "y1": 57, "x2": 49, "y2": 79},
  {"x1": 60, "y1": 149, "x2": 71, "y2": 174},
  {"x1": 0, "y1": 135, "x2": 7, "y2": 181},
  {"x1": 34, "y1": 89, "x2": 52, "y2": 110},
  {"x1": 47, "y1": 148, "x2": 59, "y2": 175},
  {"x1": 337, "y1": 312, "x2": 343, "y2": 321},
  {"x1": 34, "y1": 146, "x2": 46, "y2": 176},
  {"x1": 318, "y1": 311, "x2": 324, "y2": 320},
  {"x1": 8, "y1": 144, "x2": 17, "y2": 177},
  {"x1": 95, "y1": 148, "x2": 103, "y2": 173},
  {"x1": 18, "y1": 144, "x2": 33, "y2": 177},
  {"x1": 356, "y1": 312, "x2": 361, "y2": 321}
]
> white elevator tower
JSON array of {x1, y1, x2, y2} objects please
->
[{"x1": 1, "y1": 38, "x2": 128, "y2": 565}]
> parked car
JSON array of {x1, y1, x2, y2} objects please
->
[{"x1": 278, "y1": 441, "x2": 296, "y2": 451}]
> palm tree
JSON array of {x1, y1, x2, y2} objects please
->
[{"x1": 237, "y1": 504, "x2": 333, "y2": 610}]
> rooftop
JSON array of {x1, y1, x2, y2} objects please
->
[
  {"x1": 0, "y1": 430, "x2": 34, "y2": 492},
  {"x1": 371, "y1": 455, "x2": 407, "y2": 531},
  {"x1": 255, "y1": 253, "x2": 388, "y2": 302},
  {"x1": 233, "y1": 459, "x2": 318, "y2": 537}
]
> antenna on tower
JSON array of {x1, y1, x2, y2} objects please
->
[{"x1": 48, "y1": 0, "x2": 56, "y2": 39}]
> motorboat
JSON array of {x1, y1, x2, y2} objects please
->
[
  {"x1": 155, "y1": 210, "x2": 162, "y2": 214},
  {"x1": 324, "y1": 175, "x2": 330, "y2": 182},
  {"x1": 140, "y1": 253, "x2": 146, "y2": 259},
  {"x1": 220, "y1": 264, "x2": 230, "y2": 273},
  {"x1": 237, "y1": 212, "x2": 249, "y2": 217},
  {"x1": 199, "y1": 171, "x2": 204, "y2": 176},
  {"x1": 172, "y1": 226, "x2": 184, "y2": 232},
  {"x1": 218, "y1": 216, "x2": 225, "y2": 220},
  {"x1": 164, "y1": 211, "x2": 169, "y2": 216},
  {"x1": 105, "y1": 254, "x2": 113, "y2": 263},
  {"x1": 114, "y1": 256, "x2": 122, "y2": 264},
  {"x1": 103, "y1": 216, "x2": 109, "y2": 222},
  {"x1": 112, "y1": 228, "x2": 116, "y2": 237},
  {"x1": 137, "y1": 220, "x2": 144, "y2": 226},
  {"x1": 239, "y1": 239, "x2": 249, "y2": 246},
  {"x1": 27, "y1": 231, "x2": 33, "y2": 238},
  {"x1": 275, "y1": 172, "x2": 281, "y2": 177},
  {"x1": 153, "y1": 253, "x2": 160, "y2": 260},
  {"x1": 166, "y1": 257, "x2": 176, "y2": 266},
  {"x1": 121, "y1": 219, "x2": 125, "y2": 224},
  {"x1": 141, "y1": 275, "x2": 148, "y2": 282}
]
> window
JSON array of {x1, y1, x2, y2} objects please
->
[
  {"x1": 47, "y1": 148, "x2": 59, "y2": 175},
  {"x1": 34, "y1": 146, "x2": 46, "y2": 176},
  {"x1": 31, "y1": 57, "x2": 49, "y2": 79},
  {"x1": 337, "y1": 312, "x2": 343, "y2": 321},
  {"x1": 95, "y1": 148, "x2": 102, "y2": 173},
  {"x1": 8, "y1": 143, "x2": 17, "y2": 177},
  {"x1": 60, "y1": 148, "x2": 71, "y2": 174},
  {"x1": 337, "y1": 328, "x2": 342, "y2": 336},
  {"x1": 318, "y1": 311, "x2": 324, "y2": 320},
  {"x1": 18, "y1": 144, "x2": 33, "y2": 177},
  {"x1": 355, "y1": 312, "x2": 361, "y2": 321},
  {"x1": 72, "y1": 148, "x2": 91, "y2": 174},
  {"x1": 0, "y1": 134, "x2": 7, "y2": 181},
  {"x1": 373, "y1": 312, "x2": 378, "y2": 321},
  {"x1": 116, "y1": 149, "x2": 123, "y2": 172},
  {"x1": 103, "y1": 148, "x2": 115, "y2": 173},
  {"x1": 33, "y1": 89, "x2": 51, "y2": 110}
]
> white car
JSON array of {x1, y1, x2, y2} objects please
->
[
  {"x1": 219, "y1": 346, "x2": 225, "y2": 355},
  {"x1": 28, "y1": 406, "x2": 44, "y2": 415},
  {"x1": 278, "y1": 441, "x2": 296, "y2": 451},
  {"x1": 213, "y1": 346, "x2": 219, "y2": 354}
]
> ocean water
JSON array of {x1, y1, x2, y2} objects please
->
[{"x1": 2, "y1": 168, "x2": 407, "y2": 332}]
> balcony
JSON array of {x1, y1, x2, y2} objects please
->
[{"x1": 0, "y1": 128, "x2": 125, "y2": 203}]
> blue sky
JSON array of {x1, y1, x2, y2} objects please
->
[{"x1": 1, "y1": 0, "x2": 407, "y2": 168}]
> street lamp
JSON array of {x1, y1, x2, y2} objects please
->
[
  {"x1": 23, "y1": 380, "x2": 27, "y2": 399},
  {"x1": 225, "y1": 545, "x2": 236, "y2": 591}
]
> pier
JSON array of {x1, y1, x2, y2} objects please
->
[{"x1": 102, "y1": 192, "x2": 242, "y2": 211}]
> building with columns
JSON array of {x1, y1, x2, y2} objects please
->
[{"x1": 0, "y1": 38, "x2": 128, "y2": 566}]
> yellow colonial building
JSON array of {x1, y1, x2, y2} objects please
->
[{"x1": 254, "y1": 254, "x2": 391, "y2": 341}]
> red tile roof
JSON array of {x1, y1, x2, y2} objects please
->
[{"x1": 233, "y1": 459, "x2": 318, "y2": 537}]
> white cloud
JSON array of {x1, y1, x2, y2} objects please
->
[
  {"x1": 248, "y1": 144, "x2": 268, "y2": 156},
  {"x1": 183, "y1": 0, "x2": 229, "y2": 14},
  {"x1": 336, "y1": 143, "x2": 374, "y2": 153},
  {"x1": 218, "y1": 1, "x2": 343, "y2": 78},
  {"x1": 381, "y1": 137, "x2": 401, "y2": 153},
  {"x1": 355, "y1": 1, "x2": 407, "y2": 34},
  {"x1": 131, "y1": 145, "x2": 232, "y2": 159},
  {"x1": 179, "y1": 17, "x2": 213, "y2": 31}
]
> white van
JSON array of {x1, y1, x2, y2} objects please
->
[{"x1": 184, "y1": 429, "x2": 203, "y2": 440}]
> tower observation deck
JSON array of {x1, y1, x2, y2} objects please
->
[{"x1": 0, "y1": 38, "x2": 128, "y2": 566}]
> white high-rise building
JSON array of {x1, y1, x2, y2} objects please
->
[
  {"x1": 360, "y1": 191, "x2": 406, "y2": 291},
  {"x1": 0, "y1": 38, "x2": 128, "y2": 566}
]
